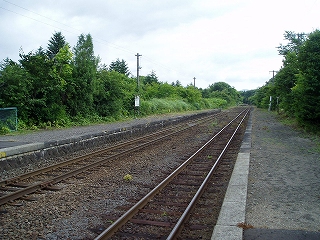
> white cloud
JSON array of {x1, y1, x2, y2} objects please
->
[{"x1": 1, "y1": 0, "x2": 320, "y2": 90}]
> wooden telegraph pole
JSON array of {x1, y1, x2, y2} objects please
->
[{"x1": 135, "y1": 53, "x2": 142, "y2": 115}]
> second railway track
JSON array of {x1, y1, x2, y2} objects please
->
[{"x1": 0, "y1": 112, "x2": 221, "y2": 206}]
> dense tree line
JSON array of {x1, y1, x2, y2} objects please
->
[
  {"x1": 0, "y1": 32, "x2": 241, "y2": 130},
  {"x1": 251, "y1": 30, "x2": 320, "y2": 131}
]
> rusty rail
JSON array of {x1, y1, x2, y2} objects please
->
[
  {"x1": 94, "y1": 108, "x2": 250, "y2": 240},
  {"x1": 167, "y1": 107, "x2": 250, "y2": 239},
  {"x1": 0, "y1": 113, "x2": 217, "y2": 206}
]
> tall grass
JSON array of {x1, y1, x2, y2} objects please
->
[{"x1": 139, "y1": 98, "x2": 227, "y2": 116}]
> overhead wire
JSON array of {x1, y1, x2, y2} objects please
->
[
  {"x1": 2, "y1": 0, "x2": 136, "y2": 55},
  {"x1": 1, "y1": 0, "x2": 180, "y2": 76}
]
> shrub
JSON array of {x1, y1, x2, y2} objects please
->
[{"x1": 0, "y1": 126, "x2": 10, "y2": 135}]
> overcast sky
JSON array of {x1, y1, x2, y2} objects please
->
[{"x1": 1, "y1": 0, "x2": 320, "y2": 90}]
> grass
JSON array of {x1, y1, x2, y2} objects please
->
[{"x1": 310, "y1": 137, "x2": 320, "y2": 154}]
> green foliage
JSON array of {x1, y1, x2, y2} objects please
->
[
  {"x1": 277, "y1": 31, "x2": 307, "y2": 56},
  {"x1": 70, "y1": 33, "x2": 98, "y2": 116},
  {"x1": 139, "y1": 96, "x2": 227, "y2": 116},
  {"x1": 253, "y1": 29, "x2": 320, "y2": 133},
  {"x1": 204, "y1": 82, "x2": 241, "y2": 106},
  {"x1": 47, "y1": 31, "x2": 67, "y2": 59},
  {"x1": 294, "y1": 30, "x2": 320, "y2": 126},
  {"x1": 19, "y1": 48, "x2": 67, "y2": 124},
  {"x1": 200, "y1": 98, "x2": 228, "y2": 109},
  {"x1": 239, "y1": 89, "x2": 256, "y2": 104},
  {"x1": 273, "y1": 52, "x2": 299, "y2": 114},
  {"x1": 94, "y1": 69, "x2": 136, "y2": 118},
  {"x1": 0, "y1": 59, "x2": 32, "y2": 120},
  {"x1": 140, "y1": 98, "x2": 192, "y2": 115},
  {"x1": 123, "y1": 174, "x2": 133, "y2": 181},
  {"x1": 0, "y1": 126, "x2": 10, "y2": 135},
  {"x1": 179, "y1": 85, "x2": 203, "y2": 107},
  {"x1": 144, "y1": 70, "x2": 159, "y2": 85},
  {"x1": 109, "y1": 58, "x2": 131, "y2": 76},
  {"x1": 0, "y1": 31, "x2": 241, "y2": 131}
]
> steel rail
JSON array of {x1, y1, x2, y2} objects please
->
[
  {"x1": 1, "y1": 125, "x2": 179, "y2": 186},
  {"x1": 0, "y1": 114, "x2": 217, "y2": 206},
  {"x1": 94, "y1": 108, "x2": 249, "y2": 240},
  {"x1": 0, "y1": 113, "x2": 216, "y2": 186},
  {"x1": 167, "y1": 107, "x2": 250, "y2": 239}
]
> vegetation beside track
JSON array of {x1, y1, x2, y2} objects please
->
[
  {"x1": 246, "y1": 30, "x2": 320, "y2": 134},
  {"x1": 0, "y1": 32, "x2": 241, "y2": 133}
]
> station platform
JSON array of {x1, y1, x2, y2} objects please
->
[{"x1": 212, "y1": 108, "x2": 320, "y2": 239}]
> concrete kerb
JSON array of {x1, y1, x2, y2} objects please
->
[
  {"x1": 211, "y1": 111, "x2": 252, "y2": 240},
  {"x1": 0, "y1": 143, "x2": 44, "y2": 158}
]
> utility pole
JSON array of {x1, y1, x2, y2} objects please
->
[
  {"x1": 193, "y1": 77, "x2": 196, "y2": 87},
  {"x1": 135, "y1": 53, "x2": 142, "y2": 115},
  {"x1": 269, "y1": 70, "x2": 277, "y2": 79},
  {"x1": 135, "y1": 53, "x2": 142, "y2": 92},
  {"x1": 268, "y1": 70, "x2": 278, "y2": 111}
]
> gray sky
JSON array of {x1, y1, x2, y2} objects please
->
[{"x1": 1, "y1": 0, "x2": 319, "y2": 90}]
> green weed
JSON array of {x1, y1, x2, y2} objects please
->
[{"x1": 123, "y1": 174, "x2": 133, "y2": 181}]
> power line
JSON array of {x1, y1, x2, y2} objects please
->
[
  {"x1": 0, "y1": 6, "x2": 78, "y2": 35},
  {"x1": 1, "y1": 1, "x2": 191, "y2": 83},
  {"x1": 3, "y1": 0, "x2": 78, "y2": 31},
  {"x1": 2, "y1": 1, "x2": 136, "y2": 55}
]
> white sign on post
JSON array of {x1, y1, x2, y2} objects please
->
[{"x1": 135, "y1": 95, "x2": 140, "y2": 107}]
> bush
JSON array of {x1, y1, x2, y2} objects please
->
[
  {"x1": 140, "y1": 98, "x2": 193, "y2": 116},
  {"x1": 0, "y1": 126, "x2": 10, "y2": 135},
  {"x1": 200, "y1": 98, "x2": 228, "y2": 109}
]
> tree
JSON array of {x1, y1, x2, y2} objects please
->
[
  {"x1": 294, "y1": 30, "x2": 320, "y2": 125},
  {"x1": 0, "y1": 58, "x2": 32, "y2": 121},
  {"x1": 17, "y1": 47, "x2": 68, "y2": 123},
  {"x1": 182, "y1": 85, "x2": 202, "y2": 107},
  {"x1": 277, "y1": 31, "x2": 307, "y2": 56},
  {"x1": 50, "y1": 44, "x2": 73, "y2": 107},
  {"x1": 272, "y1": 52, "x2": 299, "y2": 114},
  {"x1": 70, "y1": 33, "x2": 98, "y2": 116},
  {"x1": 109, "y1": 58, "x2": 130, "y2": 76},
  {"x1": 94, "y1": 70, "x2": 136, "y2": 117},
  {"x1": 144, "y1": 70, "x2": 158, "y2": 85},
  {"x1": 240, "y1": 89, "x2": 256, "y2": 104},
  {"x1": 47, "y1": 32, "x2": 67, "y2": 59},
  {"x1": 207, "y1": 82, "x2": 240, "y2": 105}
]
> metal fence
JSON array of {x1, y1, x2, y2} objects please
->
[{"x1": 0, "y1": 107, "x2": 18, "y2": 131}]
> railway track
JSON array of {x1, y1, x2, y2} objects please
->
[
  {"x1": 0, "y1": 111, "x2": 223, "y2": 206},
  {"x1": 94, "y1": 107, "x2": 251, "y2": 239}
]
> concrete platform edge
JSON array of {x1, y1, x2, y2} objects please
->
[
  {"x1": 211, "y1": 111, "x2": 252, "y2": 240},
  {"x1": 0, "y1": 143, "x2": 44, "y2": 158}
]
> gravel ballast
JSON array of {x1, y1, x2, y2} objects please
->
[
  {"x1": 0, "y1": 109, "x2": 232, "y2": 239},
  {"x1": 1, "y1": 108, "x2": 319, "y2": 239}
]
